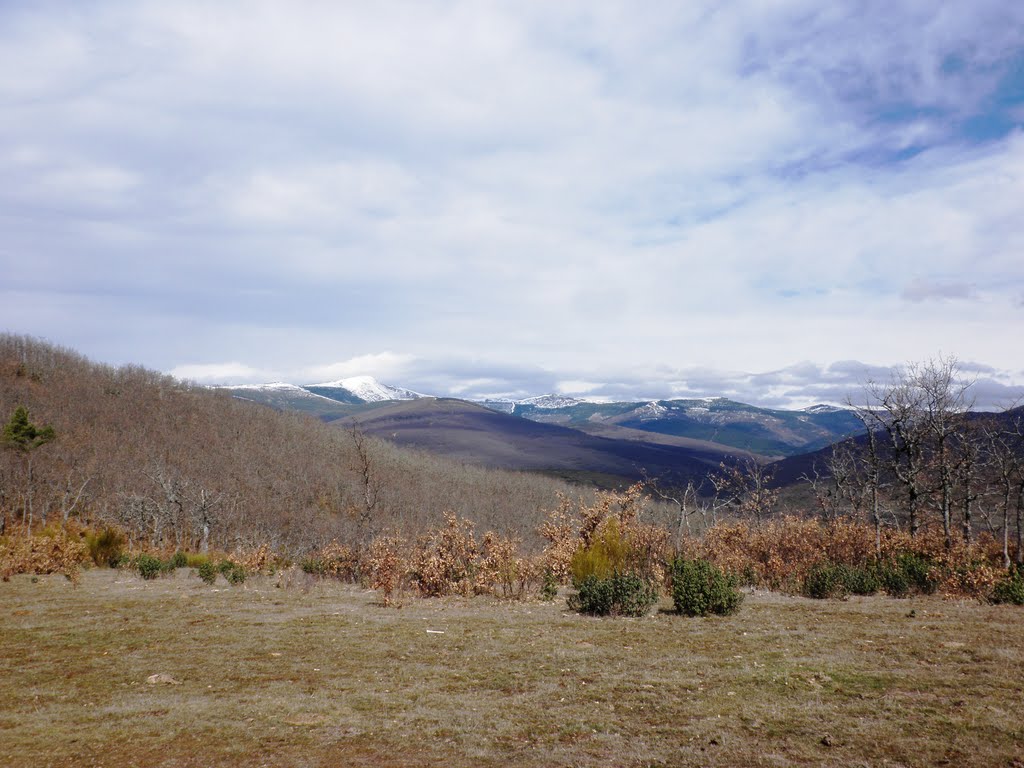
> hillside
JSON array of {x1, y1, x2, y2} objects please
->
[
  {"x1": 339, "y1": 397, "x2": 750, "y2": 486},
  {"x1": 0, "y1": 335, "x2": 584, "y2": 553}
]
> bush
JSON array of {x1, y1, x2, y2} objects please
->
[
  {"x1": 168, "y1": 551, "x2": 188, "y2": 570},
  {"x1": 671, "y1": 558, "x2": 742, "y2": 616},
  {"x1": 877, "y1": 553, "x2": 936, "y2": 598},
  {"x1": 197, "y1": 560, "x2": 218, "y2": 584},
  {"x1": 85, "y1": 527, "x2": 126, "y2": 568},
  {"x1": 991, "y1": 567, "x2": 1024, "y2": 605},
  {"x1": 540, "y1": 569, "x2": 558, "y2": 601},
  {"x1": 570, "y1": 517, "x2": 630, "y2": 584},
  {"x1": 135, "y1": 553, "x2": 165, "y2": 580},
  {"x1": 222, "y1": 561, "x2": 247, "y2": 585},
  {"x1": 185, "y1": 552, "x2": 210, "y2": 568},
  {"x1": 803, "y1": 562, "x2": 879, "y2": 599},
  {"x1": 301, "y1": 558, "x2": 327, "y2": 576},
  {"x1": 568, "y1": 572, "x2": 659, "y2": 617},
  {"x1": 0, "y1": 526, "x2": 87, "y2": 583}
]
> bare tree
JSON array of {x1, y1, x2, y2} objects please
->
[
  {"x1": 349, "y1": 425, "x2": 384, "y2": 544},
  {"x1": 710, "y1": 459, "x2": 778, "y2": 524}
]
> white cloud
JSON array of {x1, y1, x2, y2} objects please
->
[
  {"x1": 303, "y1": 352, "x2": 417, "y2": 384},
  {"x1": 168, "y1": 362, "x2": 273, "y2": 383},
  {"x1": 1, "y1": 1, "x2": 1023, "y2": 404}
]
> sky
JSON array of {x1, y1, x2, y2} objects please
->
[{"x1": 3, "y1": 1, "x2": 1024, "y2": 408}]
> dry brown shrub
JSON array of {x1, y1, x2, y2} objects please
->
[
  {"x1": 305, "y1": 540, "x2": 360, "y2": 581},
  {"x1": 0, "y1": 525, "x2": 88, "y2": 584},
  {"x1": 367, "y1": 533, "x2": 409, "y2": 607},
  {"x1": 411, "y1": 512, "x2": 479, "y2": 598},
  {"x1": 537, "y1": 495, "x2": 578, "y2": 583},
  {"x1": 692, "y1": 517, "x2": 1009, "y2": 599},
  {"x1": 476, "y1": 531, "x2": 538, "y2": 599},
  {"x1": 230, "y1": 543, "x2": 278, "y2": 574}
]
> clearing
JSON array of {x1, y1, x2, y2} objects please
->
[{"x1": 1, "y1": 569, "x2": 1022, "y2": 767}]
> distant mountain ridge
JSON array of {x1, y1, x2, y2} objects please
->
[{"x1": 218, "y1": 377, "x2": 863, "y2": 459}]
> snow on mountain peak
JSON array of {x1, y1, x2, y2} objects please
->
[
  {"x1": 801, "y1": 404, "x2": 845, "y2": 414},
  {"x1": 307, "y1": 375, "x2": 423, "y2": 403},
  {"x1": 518, "y1": 394, "x2": 582, "y2": 409}
]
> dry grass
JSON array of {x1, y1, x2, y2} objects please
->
[{"x1": 2, "y1": 570, "x2": 1023, "y2": 767}]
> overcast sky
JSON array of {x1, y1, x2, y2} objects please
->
[{"x1": 3, "y1": 1, "x2": 1023, "y2": 408}]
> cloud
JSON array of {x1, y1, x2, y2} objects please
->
[
  {"x1": 901, "y1": 278, "x2": 977, "y2": 302},
  {"x1": 169, "y1": 362, "x2": 274, "y2": 384},
  {"x1": 303, "y1": 352, "x2": 417, "y2": 384},
  {"x1": 1, "y1": 1, "x2": 1023, "y2": 405}
]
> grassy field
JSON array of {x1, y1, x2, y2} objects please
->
[{"x1": 1, "y1": 569, "x2": 1022, "y2": 767}]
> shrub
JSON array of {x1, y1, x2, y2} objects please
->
[
  {"x1": 843, "y1": 565, "x2": 880, "y2": 596},
  {"x1": 0, "y1": 526, "x2": 87, "y2": 583},
  {"x1": 135, "y1": 553, "x2": 165, "y2": 580},
  {"x1": 185, "y1": 552, "x2": 210, "y2": 568},
  {"x1": 301, "y1": 542, "x2": 358, "y2": 581},
  {"x1": 991, "y1": 567, "x2": 1024, "y2": 605},
  {"x1": 540, "y1": 569, "x2": 559, "y2": 601},
  {"x1": 85, "y1": 527, "x2": 126, "y2": 568},
  {"x1": 671, "y1": 557, "x2": 742, "y2": 617},
  {"x1": 568, "y1": 572, "x2": 658, "y2": 617},
  {"x1": 803, "y1": 562, "x2": 879, "y2": 600},
  {"x1": 877, "y1": 553, "x2": 936, "y2": 598},
  {"x1": 197, "y1": 560, "x2": 218, "y2": 584},
  {"x1": 168, "y1": 551, "x2": 188, "y2": 570},
  {"x1": 211, "y1": 559, "x2": 247, "y2": 585},
  {"x1": 570, "y1": 517, "x2": 630, "y2": 584},
  {"x1": 223, "y1": 561, "x2": 247, "y2": 585},
  {"x1": 301, "y1": 558, "x2": 327, "y2": 576},
  {"x1": 410, "y1": 513, "x2": 479, "y2": 597}
]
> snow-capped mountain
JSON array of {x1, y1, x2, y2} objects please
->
[
  {"x1": 516, "y1": 394, "x2": 584, "y2": 410},
  {"x1": 305, "y1": 375, "x2": 424, "y2": 403},
  {"x1": 219, "y1": 376, "x2": 861, "y2": 458}
]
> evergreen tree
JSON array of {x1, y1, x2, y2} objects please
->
[{"x1": 2, "y1": 406, "x2": 56, "y2": 534}]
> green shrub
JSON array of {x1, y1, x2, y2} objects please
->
[
  {"x1": 197, "y1": 560, "x2": 218, "y2": 584},
  {"x1": 803, "y1": 563, "x2": 845, "y2": 599},
  {"x1": 991, "y1": 566, "x2": 1024, "y2": 605},
  {"x1": 567, "y1": 572, "x2": 658, "y2": 617},
  {"x1": 168, "y1": 551, "x2": 188, "y2": 570},
  {"x1": 113, "y1": 552, "x2": 133, "y2": 569},
  {"x1": 135, "y1": 553, "x2": 165, "y2": 580},
  {"x1": 570, "y1": 518, "x2": 631, "y2": 584},
  {"x1": 185, "y1": 553, "x2": 210, "y2": 568},
  {"x1": 223, "y1": 562, "x2": 247, "y2": 585},
  {"x1": 877, "y1": 553, "x2": 936, "y2": 598},
  {"x1": 804, "y1": 562, "x2": 879, "y2": 599},
  {"x1": 540, "y1": 569, "x2": 558, "y2": 601},
  {"x1": 210, "y1": 559, "x2": 247, "y2": 585},
  {"x1": 85, "y1": 527, "x2": 126, "y2": 568},
  {"x1": 671, "y1": 558, "x2": 742, "y2": 616},
  {"x1": 301, "y1": 558, "x2": 326, "y2": 576}
]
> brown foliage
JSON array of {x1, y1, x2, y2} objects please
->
[
  {"x1": 0, "y1": 525, "x2": 87, "y2": 583},
  {"x1": 688, "y1": 516, "x2": 1011, "y2": 598}
]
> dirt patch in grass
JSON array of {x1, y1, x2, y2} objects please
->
[{"x1": 2, "y1": 571, "x2": 1023, "y2": 767}]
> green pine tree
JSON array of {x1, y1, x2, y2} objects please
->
[{"x1": 2, "y1": 406, "x2": 56, "y2": 534}]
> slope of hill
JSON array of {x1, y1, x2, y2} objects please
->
[
  {"x1": 340, "y1": 398, "x2": 748, "y2": 487},
  {"x1": 0, "y1": 335, "x2": 581, "y2": 552}
]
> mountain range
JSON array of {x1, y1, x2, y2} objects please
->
[{"x1": 220, "y1": 376, "x2": 865, "y2": 486}]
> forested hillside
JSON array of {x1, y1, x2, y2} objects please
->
[{"x1": 0, "y1": 335, "x2": 580, "y2": 554}]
